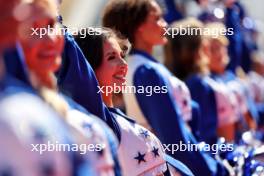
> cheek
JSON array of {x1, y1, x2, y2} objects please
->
[
  {"x1": 55, "y1": 35, "x2": 64, "y2": 53},
  {"x1": 151, "y1": 23, "x2": 167, "y2": 43},
  {"x1": 96, "y1": 65, "x2": 114, "y2": 86},
  {"x1": 23, "y1": 42, "x2": 40, "y2": 69},
  {"x1": 24, "y1": 54, "x2": 42, "y2": 72}
]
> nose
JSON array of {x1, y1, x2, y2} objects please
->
[
  {"x1": 44, "y1": 24, "x2": 63, "y2": 44},
  {"x1": 160, "y1": 18, "x2": 168, "y2": 29},
  {"x1": 43, "y1": 25, "x2": 64, "y2": 51},
  {"x1": 118, "y1": 58, "x2": 128, "y2": 71}
]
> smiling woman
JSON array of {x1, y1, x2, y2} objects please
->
[
  {"x1": 74, "y1": 27, "x2": 194, "y2": 176},
  {"x1": 19, "y1": 0, "x2": 63, "y2": 89},
  {"x1": 74, "y1": 28, "x2": 129, "y2": 107}
]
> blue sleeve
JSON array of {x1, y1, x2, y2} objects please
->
[
  {"x1": 101, "y1": 122, "x2": 122, "y2": 176},
  {"x1": 57, "y1": 33, "x2": 121, "y2": 142},
  {"x1": 185, "y1": 76, "x2": 218, "y2": 146},
  {"x1": 63, "y1": 94, "x2": 122, "y2": 176},
  {"x1": 256, "y1": 103, "x2": 264, "y2": 126},
  {"x1": 159, "y1": 0, "x2": 183, "y2": 23},
  {"x1": 57, "y1": 33, "x2": 105, "y2": 120},
  {"x1": 225, "y1": 5, "x2": 243, "y2": 72},
  {"x1": 3, "y1": 42, "x2": 30, "y2": 85},
  {"x1": 188, "y1": 100, "x2": 202, "y2": 141},
  {"x1": 133, "y1": 65, "x2": 217, "y2": 176}
]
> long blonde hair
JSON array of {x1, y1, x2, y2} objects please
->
[{"x1": 26, "y1": 0, "x2": 68, "y2": 117}]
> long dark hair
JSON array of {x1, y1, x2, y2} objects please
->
[
  {"x1": 102, "y1": 0, "x2": 154, "y2": 44},
  {"x1": 74, "y1": 27, "x2": 130, "y2": 70},
  {"x1": 164, "y1": 18, "x2": 207, "y2": 80}
]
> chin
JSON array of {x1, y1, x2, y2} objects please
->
[
  {"x1": 161, "y1": 37, "x2": 168, "y2": 44},
  {"x1": 113, "y1": 81, "x2": 126, "y2": 90},
  {"x1": 155, "y1": 38, "x2": 167, "y2": 46},
  {"x1": 115, "y1": 82, "x2": 126, "y2": 87}
]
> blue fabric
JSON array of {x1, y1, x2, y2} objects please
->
[
  {"x1": 56, "y1": 32, "x2": 121, "y2": 175},
  {"x1": 240, "y1": 30, "x2": 254, "y2": 73},
  {"x1": 165, "y1": 154, "x2": 194, "y2": 176},
  {"x1": 3, "y1": 40, "x2": 122, "y2": 176},
  {"x1": 218, "y1": 71, "x2": 259, "y2": 124},
  {"x1": 157, "y1": 0, "x2": 183, "y2": 23},
  {"x1": 63, "y1": 97, "x2": 122, "y2": 176},
  {"x1": 131, "y1": 51, "x2": 218, "y2": 176},
  {"x1": 188, "y1": 100, "x2": 202, "y2": 141},
  {"x1": 0, "y1": 74, "x2": 36, "y2": 96},
  {"x1": 56, "y1": 32, "x2": 105, "y2": 119},
  {"x1": 0, "y1": 74, "x2": 92, "y2": 176},
  {"x1": 185, "y1": 74, "x2": 218, "y2": 146},
  {"x1": 56, "y1": 32, "x2": 121, "y2": 141},
  {"x1": 108, "y1": 107, "x2": 194, "y2": 176},
  {"x1": 225, "y1": 4, "x2": 243, "y2": 72},
  {"x1": 198, "y1": 11, "x2": 218, "y2": 23},
  {"x1": 256, "y1": 103, "x2": 264, "y2": 126},
  {"x1": 3, "y1": 42, "x2": 30, "y2": 85}
]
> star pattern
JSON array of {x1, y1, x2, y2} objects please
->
[
  {"x1": 33, "y1": 128, "x2": 46, "y2": 142},
  {"x1": 82, "y1": 122, "x2": 95, "y2": 138},
  {"x1": 139, "y1": 129, "x2": 150, "y2": 139},
  {"x1": 152, "y1": 146, "x2": 160, "y2": 158},
  {"x1": 134, "y1": 152, "x2": 146, "y2": 164},
  {"x1": 96, "y1": 147, "x2": 105, "y2": 157},
  {"x1": 82, "y1": 122, "x2": 93, "y2": 131},
  {"x1": 41, "y1": 161, "x2": 55, "y2": 175},
  {"x1": 183, "y1": 99, "x2": 188, "y2": 107}
]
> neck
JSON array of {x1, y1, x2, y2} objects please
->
[
  {"x1": 30, "y1": 71, "x2": 56, "y2": 90},
  {"x1": 102, "y1": 91, "x2": 114, "y2": 108},
  {"x1": 134, "y1": 39, "x2": 153, "y2": 55}
]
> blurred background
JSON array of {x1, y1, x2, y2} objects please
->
[{"x1": 59, "y1": 0, "x2": 264, "y2": 52}]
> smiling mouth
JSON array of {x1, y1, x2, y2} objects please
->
[
  {"x1": 113, "y1": 75, "x2": 126, "y2": 82},
  {"x1": 39, "y1": 50, "x2": 58, "y2": 58}
]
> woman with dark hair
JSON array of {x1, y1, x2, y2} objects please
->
[
  {"x1": 75, "y1": 27, "x2": 194, "y2": 176},
  {"x1": 102, "y1": 1, "x2": 219, "y2": 175}
]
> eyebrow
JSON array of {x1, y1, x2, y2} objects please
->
[{"x1": 105, "y1": 51, "x2": 115, "y2": 57}]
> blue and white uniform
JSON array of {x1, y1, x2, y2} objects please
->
[
  {"x1": 0, "y1": 76, "x2": 81, "y2": 176},
  {"x1": 56, "y1": 31, "x2": 122, "y2": 175},
  {"x1": 108, "y1": 108, "x2": 194, "y2": 176},
  {"x1": 3, "y1": 43, "x2": 121, "y2": 176},
  {"x1": 124, "y1": 49, "x2": 219, "y2": 176},
  {"x1": 206, "y1": 74, "x2": 240, "y2": 127},
  {"x1": 218, "y1": 71, "x2": 260, "y2": 125},
  {"x1": 247, "y1": 71, "x2": 264, "y2": 104},
  {"x1": 66, "y1": 107, "x2": 117, "y2": 176},
  {"x1": 167, "y1": 73, "x2": 202, "y2": 140},
  {"x1": 56, "y1": 32, "x2": 121, "y2": 142}
]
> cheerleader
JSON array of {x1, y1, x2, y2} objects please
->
[
  {"x1": 6, "y1": 0, "x2": 120, "y2": 175},
  {"x1": 75, "y1": 27, "x2": 194, "y2": 176},
  {"x1": 0, "y1": 0, "x2": 81, "y2": 175},
  {"x1": 203, "y1": 22, "x2": 253, "y2": 140},
  {"x1": 55, "y1": 1, "x2": 121, "y2": 143},
  {"x1": 54, "y1": 1, "x2": 122, "y2": 174},
  {"x1": 102, "y1": 1, "x2": 219, "y2": 175},
  {"x1": 204, "y1": 22, "x2": 260, "y2": 133}
]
